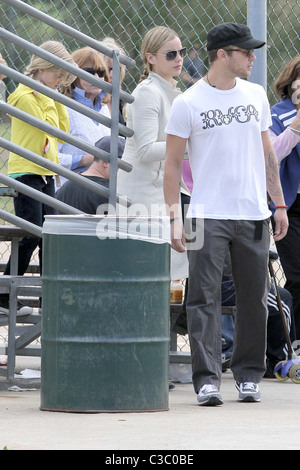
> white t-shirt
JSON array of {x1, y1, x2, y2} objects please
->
[{"x1": 165, "y1": 77, "x2": 272, "y2": 220}]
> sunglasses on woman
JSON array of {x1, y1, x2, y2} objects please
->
[
  {"x1": 82, "y1": 67, "x2": 106, "y2": 77},
  {"x1": 153, "y1": 47, "x2": 187, "y2": 61}
]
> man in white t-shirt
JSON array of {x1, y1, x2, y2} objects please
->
[{"x1": 164, "y1": 22, "x2": 288, "y2": 406}]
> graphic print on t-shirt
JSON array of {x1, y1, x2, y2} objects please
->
[{"x1": 200, "y1": 104, "x2": 260, "y2": 129}]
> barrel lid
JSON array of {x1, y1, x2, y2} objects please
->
[{"x1": 43, "y1": 215, "x2": 171, "y2": 244}]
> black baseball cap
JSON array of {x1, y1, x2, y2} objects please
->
[
  {"x1": 206, "y1": 22, "x2": 265, "y2": 51},
  {"x1": 95, "y1": 136, "x2": 125, "y2": 159}
]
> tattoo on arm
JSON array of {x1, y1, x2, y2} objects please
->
[{"x1": 266, "y1": 150, "x2": 282, "y2": 197}]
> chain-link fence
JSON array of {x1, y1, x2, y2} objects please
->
[
  {"x1": 1, "y1": 1, "x2": 299, "y2": 99},
  {"x1": 0, "y1": 1, "x2": 299, "y2": 349},
  {"x1": 1, "y1": 0, "x2": 298, "y2": 272}
]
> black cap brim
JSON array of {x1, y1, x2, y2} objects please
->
[
  {"x1": 206, "y1": 22, "x2": 266, "y2": 51},
  {"x1": 233, "y1": 38, "x2": 266, "y2": 49}
]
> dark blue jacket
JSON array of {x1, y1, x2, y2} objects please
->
[{"x1": 270, "y1": 98, "x2": 300, "y2": 211}]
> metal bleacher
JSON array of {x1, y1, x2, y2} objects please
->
[{"x1": 0, "y1": 0, "x2": 136, "y2": 385}]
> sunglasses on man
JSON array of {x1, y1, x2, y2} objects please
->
[{"x1": 224, "y1": 48, "x2": 255, "y2": 58}]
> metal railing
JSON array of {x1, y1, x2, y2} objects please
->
[
  {"x1": 0, "y1": 0, "x2": 136, "y2": 235},
  {"x1": 0, "y1": 0, "x2": 294, "y2": 354}
]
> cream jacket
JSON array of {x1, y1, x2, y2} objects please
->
[
  {"x1": 117, "y1": 72, "x2": 182, "y2": 209},
  {"x1": 117, "y1": 72, "x2": 188, "y2": 280}
]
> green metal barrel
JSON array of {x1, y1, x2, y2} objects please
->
[{"x1": 40, "y1": 216, "x2": 170, "y2": 412}]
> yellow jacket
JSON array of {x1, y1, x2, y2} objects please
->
[{"x1": 7, "y1": 83, "x2": 70, "y2": 175}]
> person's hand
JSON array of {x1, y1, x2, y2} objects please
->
[
  {"x1": 273, "y1": 208, "x2": 289, "y2": 241},
  {"x1": 290, "y1": 108, "x2": 300, "y2": 130},
  {"x1": 80, "y1": 154, "x2": 94, "y2": 167},
  {"x1": 171, "y1": 219, "x2": 186, "y2": 253}
]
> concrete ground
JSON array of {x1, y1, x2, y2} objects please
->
[{"x1": 1, "y1": 357, "x2": 300, "y2": 450}]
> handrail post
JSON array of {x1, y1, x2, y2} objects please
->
[{"x1": 109, "y1": 50, "x2": 121, "y2": 211}]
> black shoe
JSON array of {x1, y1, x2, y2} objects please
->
[
  {"x1": 222, "y1": 352, "x2": 232, "y2": 372},
  {"x1": 264, "y1": 357, "x2": 277, "y2": 378},
  {"x1": 169, "y1": 381, "x2": 175, "y2": 390},
  {"x1": 0, "y1": 299, "x2": 33, "y2": 316},
  {"x1": 171, "y1": 311, "x2": 188, "y2": 335}
]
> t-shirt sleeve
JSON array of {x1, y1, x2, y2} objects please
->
[
  {"x1": 165, "y1": 96, "x2": 191, "y2": 139},
  {"x1": 260, "y1": 88, "x2": 272, "y2": 132},
  {"x1": 269, "y1": 111, "x2": 283, "y2": 136}
]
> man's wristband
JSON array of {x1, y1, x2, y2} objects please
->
[
  {"x1": 170, "y1": 217, "x2": 179, "y2": 223},
  {"x1": 274, "y1": 205, "x2": 288, "y2": 210}
]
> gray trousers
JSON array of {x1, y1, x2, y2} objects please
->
[{"x1": 186, "y1": 219, "x2": 270, "y2": 393}]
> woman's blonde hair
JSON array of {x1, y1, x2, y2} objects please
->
[
  {"x1": 0, "y1": 53, "x2": 7, "y2": 81},
  {"x1": 140, "y1": 26, "x2": 179, "y2": 82},
  {"x1": 101, "y1": 37, "x2": 126, "y2": 85},
  {"x1": 61, "y1": 47, "x2": 109, "y2": 99},
  {"x1": 24, "y1": 40, "x2": 77, "y2": 86}
]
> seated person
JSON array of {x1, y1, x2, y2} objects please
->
[
  {"x1": 57, "y1": 47, "x2": 111, "y2": 187},
  {"x1": 177, "y1": 164, "x2": 296, "y2": 377},
  {"x1": 56, "y1": 136, "x2": 125, "y2": 214},
  {"x1": 221, "y1": 273, "x2": 296, "y2": 377},
  {"x1": 172, "y1": 274, "x2": 296, "y2": 378}
]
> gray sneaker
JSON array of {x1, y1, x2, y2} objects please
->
[
  {"x1": 197, "y1": 384, "x2": 223, "y2": 406},
  {"x1": 235, "y1": 382, "x2": 261, "y2": 402},
  {"x1": 0, "y1": 300, "x2": 33, "y2": 317}
]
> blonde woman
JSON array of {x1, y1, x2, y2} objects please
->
[
  {"x1": 117, "y1": 26, "x2": 189, "y2": 279},
  {"x1": 58, "y1": 47, "x2": 111, "y2": 185},
  {"x1": 0, "y1": 41, "x2": 76, "y2": 316}
]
